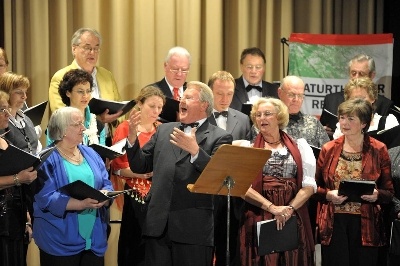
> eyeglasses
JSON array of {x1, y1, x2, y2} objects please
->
[
  {"x1": 74, "y1": 89, "x2": 93, "y2": 95},
  {"x1": 281, "y1": 88, "x2": 305, "y2": 100},
  {"x1": 69, "y1": 121, "x2": 85, "y2": 127},
  {"x1": 245, "y1": 65, "x2": 264, "y2": 71},
  {"x1": 77, "y1": 45, "x2": 101, "y2": 53},
  {"x1": 255, "y1": 111, "x2": 276, "y2": 118},
  {"x1": 0, "y1": 107, "x2": 11, "y2": 115},
  {"x1": 350, "y1": 70, "x2": 369, "y2": 78},
  {"x1": 169, "y1": 68, "x2": 189, "y2": 75}
]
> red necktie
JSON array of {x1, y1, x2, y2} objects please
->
[{"x1": 173, "y1": 87, "x2": 180, "y2": 101}]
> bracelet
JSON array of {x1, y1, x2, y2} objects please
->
[
  {"x1": 26, "y1": 222, "x2": 32, "y2": 228},
  {"x1": 13, "y1": 174, "x2": 21, "y2": 187},
  {"x1": 267, "y1": 202, "x2": 274, "y2": 211},
  {"x1": 288, "y1": 205, "x2": 296, "y2": 210}
]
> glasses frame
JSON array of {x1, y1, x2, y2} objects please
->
[
  {"x1": 76, "y1": 45, "x2": 101, "y2": 53},
  {"x1": 280, "y1": 88, "x2": 305, "y2": 100},
  {"x1": 255, "y1": 111, "x2": 277, "y2": 118}
]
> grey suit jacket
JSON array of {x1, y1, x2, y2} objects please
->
[
  {"x1": 208, "y1": 108, "x2": 251, "y2": 141},
  {"x1": 126, "y1": 120, "x2": 233, "y2": 246}
]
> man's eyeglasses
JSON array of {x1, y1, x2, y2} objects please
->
[
  {"x1": 77, "y1": 45, "x2": 101, "y2": 53},
  {"x1": 350, "y1": 70, "x2": 369, "y2": 78},
  {"x1": 255, "y1": 111, "x2": 276, "y2": 118},
  {"x1": 245, "y1": 65, "x2": 264, "y2": 71},
  {"x1": 0, "y1": 107, "x2": 11, "y2": 115},
  {"x1": 74, "y1": 89, "x2": 93, "y2": 95},
  {"x1": 281, "y1": 88, "x2": 305, "y2": 100},
  {"x1": 13, "y1": 90, "x2": 27, "y2": 96},
  {"x1": 169, "y1": 68, "x2": 189, "y2": 75}
]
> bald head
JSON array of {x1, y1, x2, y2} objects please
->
[{"x1": 278, "y1": 76, "x2": 305, "y2": 114}]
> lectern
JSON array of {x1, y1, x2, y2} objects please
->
[{"x1": 187, "y1": 144, "x2": 271, "y2": 266}]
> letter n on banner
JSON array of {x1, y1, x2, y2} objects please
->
[{"x1": 287, "y1": 33, "x2": 393, "y2": 117}]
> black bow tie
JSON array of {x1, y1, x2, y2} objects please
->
[
  {"x1": 179, "y1": 122, "x2": 199, "y2": 131},
  {"x1": 214, "y1": 111, "x2": 228, "y2": 118},
  {"x1": 289, "y1": 113, "x2": 302, "y2": 122},
  {"x1": 245, "y1": 85, "x2": 262, "y2": 92}
]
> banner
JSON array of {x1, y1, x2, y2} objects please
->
[{"x1": 288, "y1": 33, "x2": 393, "y2": 117}]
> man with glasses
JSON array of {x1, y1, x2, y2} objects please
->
[
  {"x1": 148, "y1": 46, "x2": 191, "y2": 122},
  {"x1": 48, "y1": 28, "x2": 122, "y2": 126},
  {"x1": 230, "y1": 47, "x2": 278, "y2": 112},
  {"x1": 278, "y1": 75, "x2": 329, "y2": 148},
  {"x1": 320, "y1": 54, "x2": 394, "y2": 137}
]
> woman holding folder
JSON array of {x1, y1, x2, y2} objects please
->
[
  {"x1": 0, "y1": 91, "x2": 38, "y2": 266},
  {"x1": 237, "y1": 97, "x2": 316, "y2": 266},
  {"x1": 314, "y1": 98, "x2": 394, "y2": 266},
  {"x1": 111, "y1": 86, "x2": 165, "y2": 266},
  {"x1": 33, "y1": 106, "x2": 112, "y2": 266}
]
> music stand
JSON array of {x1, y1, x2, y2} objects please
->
[{"x1": 187, "y1": 145, "x2": 271, "y2": 266}]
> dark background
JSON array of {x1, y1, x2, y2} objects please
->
[{"x1": 0, "y1": 0, "x2": 398, "y2": 106}]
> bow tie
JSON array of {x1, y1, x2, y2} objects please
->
[
  {"x1": 214, "y1": 111, "x2": 228, "y2": 118},
  {"x1": 289, "y1": 113, "x2": 302, "y2": 122},
  {"x1": 179, "y1": 122, "x2": 199, "y2": 131},
  {"x1": 245, "y1": 85, "x2": 262, "y2": 92}
]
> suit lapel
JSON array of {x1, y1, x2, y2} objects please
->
[
  {"x1": 236, "y1": 77, "x2": 249, "y2": 103},
  {"x1": 226, "y1": 110, "x2": 238, "y2": 134},
  {"x1": 176, "y1": 120, "x2": 210, "y2": 161}
]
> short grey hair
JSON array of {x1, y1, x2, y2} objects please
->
[
  {"x1": 71, "y1": 28, "x2": 102, "y2": 47},
  {"x1": 186, "y1": 81, "x2": 214, "y2": 116},
  {"x1": 48, "y1": 106, "x2": 82, "y2": 142},
  {"x1": 347, "y1": 54, "x2": 376, "y2": 75},
  {"x1": 164, "y1": 46, "x2": 191, "y2": 65}
]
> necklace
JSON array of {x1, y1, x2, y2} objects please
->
[
  {"x1": 56, "y1": 146, "x2": 82, "y2": 163},
  {"x1": 262, "y1": 135, "x2": 281, "y2": 145}
]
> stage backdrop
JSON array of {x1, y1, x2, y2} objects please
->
[{"x1": 288, "y1": 33, "x2": 393, "y2": 117}]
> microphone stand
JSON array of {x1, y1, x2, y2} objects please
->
[{"x1": 281, "y1": 37, "x2": 289, "y2": 76}]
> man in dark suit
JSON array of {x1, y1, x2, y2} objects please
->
[
  {"x1": 230, "y1": 47, "x2": 279, "y2": 112},
  {"x1": 320, "y1": 54, "x2": 394, "y2": 137},
  {"x1": 208, "y1": 71, "x2": 251, "y2": 266},
  {"x1": 126, "y1": 81, "x2": 233, "y2": 266},
  {"x1": 148, "y1": 46, "x2": 191, "y2": 122}
]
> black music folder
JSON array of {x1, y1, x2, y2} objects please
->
[
  {"x1": 88, "y1": 98, "x2": 136, "y2": 117},
  {"x1": 257, "y1": 216, "x2": 298, "y2": 255},
  {"x1": 309, "y1": 144, "x2": 321, "y2": 159},
  {"x1": 159, "y1": 97, "x2": 180, "y2": 122},
  {"x1": 0, "y1": 145, "x2": 55, "y2": 176},
  {"x1": 89, "y1": 139, "x2": 126, "y2": 159},
  {"x1": 241, "y1": 103, "x2": 252, "y2": 117},
  {"x1": 369, "y1": 125, "x2": 400, "y2": 149},
  {"x1": 24, "y1": 101, "x2": 48, "y2": 126},
  {"x1": 319, "y1": 108, "x2": 338, "y2": 131},
  {"x1": 338, "y1": 179, "x2": 375, "y2": 202},
  {"x1": 59, "y1": 180, "x2": 132, "y2": 202}
]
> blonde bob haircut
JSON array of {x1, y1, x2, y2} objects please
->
[{"x1": 250, "y1": 97, "x2": 289, "y2": 130}]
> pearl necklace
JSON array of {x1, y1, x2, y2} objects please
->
[{"x1": 56, "y1": 146, "x2": 82, "y2": 163}]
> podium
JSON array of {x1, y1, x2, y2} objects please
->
[{"x1": 187, "y1": 144, "x2": 271, "y2": 266}]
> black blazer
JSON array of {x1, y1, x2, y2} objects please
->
[
  {"x1": 148, "y1": 77, "x2": 187, "y2": 99},
  {"x1": 208, "y1": 108, "x2": 251, "y2": 141},
  {"x1": 126, "y1": 120, "x2": 233, "y2": 246},
  {"x1": 230, "y1": 76, "x2": 279, "y2": 111},
  {"x1": 148, "y1": 78, "x2": 187, "y2": 122}
]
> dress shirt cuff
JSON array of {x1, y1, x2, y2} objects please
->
[{"x1": 190, "y1": 152, "x2": 199, "y2": 163}]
